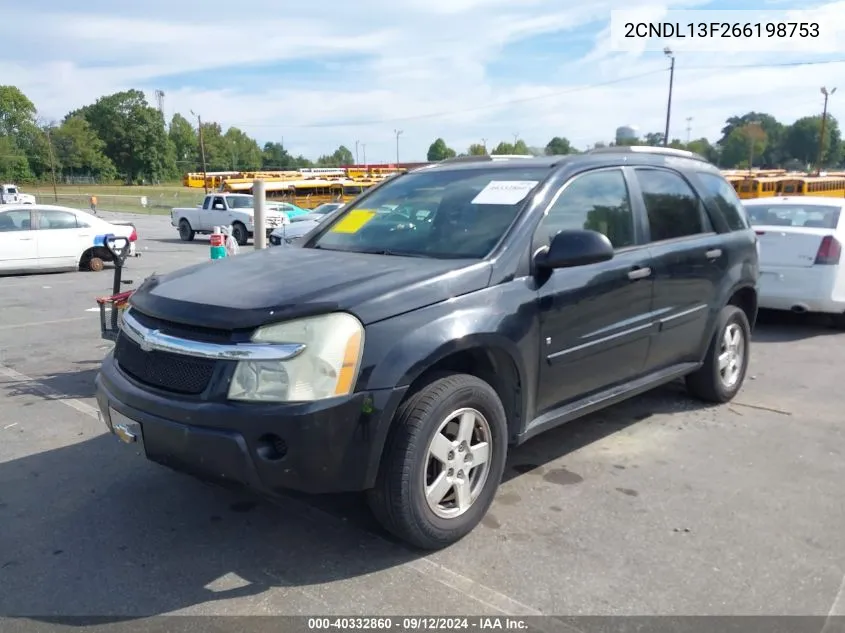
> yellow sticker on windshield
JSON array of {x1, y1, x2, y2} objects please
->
[{"x1": 330, "y1": 209, "x2": 376, "y2": 234}]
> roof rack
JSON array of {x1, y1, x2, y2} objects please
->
[
  {"x1": 586, "y1": 145, "x2": 709, "y2": 163},
  {"x1": 436, "y1": 154, "x2": 535, "y2": 165}
]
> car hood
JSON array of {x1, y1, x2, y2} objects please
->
[{"x1": 128, "y1": 247, "x2": 493, "y2": 330}]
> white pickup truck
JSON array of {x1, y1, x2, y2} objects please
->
[
  {"x1": 0, "y1": 183, "x2": 35, "y2": 205},
  {"x1": 171, "y1": 193, "x2": 290, "y2": 245}
]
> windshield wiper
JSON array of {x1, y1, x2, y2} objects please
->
[{"x1": 359, "y1": 248, "x2": 432, "y2": 258}]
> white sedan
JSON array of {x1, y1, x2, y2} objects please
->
[
  {"x1": 743, "y1": 196, "x2": 845, "y2": 324},
  {"x1": 0, "y1": 204, "x2": 137, "y2": 275}
]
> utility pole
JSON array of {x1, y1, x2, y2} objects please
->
[
  {"x1": 394, "y1": 130, "x2": 403, "y2": 165},
  {"x1": 512, "y1": 132, "x2": 519, "y2": 147},
  {"x1": 685, "y1": 117, "x2": 693, "y2": 144},
  {"x1": 191, "y1": 110, "x2": 209, "y2": 193},
  {"x1": 817, "y1": 86, "x2": 837, "y2": 171},
  {"x1": 45, "y1": 127, "x2": 58, "y2": 202},
  {"x1": 663, "y1": 48, "x2": 675, "y2": 147},
  {"x1": 481, "y1": 138, "x2": 488, "y2": 153},
  {"x1": 355, "y1": 140, "x2": 360, "y2": 164}
]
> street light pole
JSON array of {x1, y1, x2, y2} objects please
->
[
  {"x1": 394, "y1": 130, "x2": 403, "y2": 165},
  {"x1": 355, "y1": 140, "x2": 360, "y2": 165},
  {"x1": 817, "y1": 86, "x2": 837, "y2": 170},
  {"x1": 190, "y1": 109, "x2": 208, "y2": 194},
  {"x1": 663, "y1": 48, "x2": 675, "y2": 147}
]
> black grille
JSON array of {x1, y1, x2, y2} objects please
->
[
  {"x1": 128, "y1": 309, "x2": 234, "y2": 344},
  {"x1": 114, "y1": 333, "x2": 216, "y2": 395}
]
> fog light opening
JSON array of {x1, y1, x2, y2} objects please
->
[{"x1": 256, "y1": 434, "x2": 288, "y2": 461}]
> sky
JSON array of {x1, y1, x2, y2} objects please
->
[{"x1": 4, "y1": 0, "x2": 845, "y2": 163}]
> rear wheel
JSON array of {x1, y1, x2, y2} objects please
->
[
  {"x1": 87, "y1": 256, "x2": 105, "y2": 272},
  {"x1": 232, "y1": 221, "x2": 248, "y2": 246},
  {"x1": 366, "y1": 373, "x2": 508, "y2": 550},
  {"x1": 685, "y1": 305, "x2": 751, "y2": 403},
  {"x1": 178, "y1": 219, "x2": 195, "y2": 242}
]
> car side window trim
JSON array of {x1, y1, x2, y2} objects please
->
[
  {"x1": 530, "y1": 166, "x2": 648, "y2": 253},
  {"x1": 630, "y1": 166, "x2": 717, "y2": 246}
]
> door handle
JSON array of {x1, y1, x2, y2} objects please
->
[
  {"x1": 627, "y1": 266, "x2": 652, "y2": 281},
  {"x1": 705, "y1": 248, "x2": 722, "y2": 260},
  {"x1": 18, "y1": 237, "x2": 33, "y2": 241}
]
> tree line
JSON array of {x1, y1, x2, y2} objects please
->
[
  {"x1": 1, "y1": 83, "x2": 842, "y2": 185},
  {"x1": 428, "y1": 111, "x2": 843, "y2": 171},
  {"x1": 0, "y1": 85, "x2": 355, "y2": 185}
]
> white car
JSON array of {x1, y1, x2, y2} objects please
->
[
  {"x1": 743, "y1": 196, "x2": 845, "y2": 324},
  {"x1": 0, "y1": 204, "x2": 137, "y2": 275}
]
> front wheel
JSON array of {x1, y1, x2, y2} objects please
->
[
  {"x1": 178, "y1": 219, "x2": 195, "y2": 242},
  {"x1": 367, "y1": 373, "x2": 508, "y2": 550},
  {"x1": 232, "y1": 222, "x2": 248, "y2": 246},
  {"x1": 685, "y1": 305, "x2": 751, "y2": 403}
]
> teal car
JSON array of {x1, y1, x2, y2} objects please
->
[{"x1": 268, "y1": 202, "x2": 310, "y2": 220}]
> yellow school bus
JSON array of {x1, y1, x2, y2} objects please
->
[
  {"x1": 262, "y1": 180, "x2": 345, "y2": 208},
  {"x1": 734, "y1": 176, "x2": 786, "y2": 199},
  {"x1": 778, "y1": 176, "x2": 845, "y2": 197}
]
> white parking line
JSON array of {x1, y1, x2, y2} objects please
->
[
  {"x1": 0, "y1": 316, "x2": 92, "y2": 331},
  {"x1": 820, "y1": 573, "x2": 845, "y2": 633},
  {"x1": 0, "y1": 363, "x2": 100, "y2": 420}
]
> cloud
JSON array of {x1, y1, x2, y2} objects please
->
[{"x1": 5, "y1": 0, "x2": 845, "y2": 162}]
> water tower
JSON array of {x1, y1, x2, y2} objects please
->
[{"x1": 615, "y1": 125, "x2": 639, "y2": 144}]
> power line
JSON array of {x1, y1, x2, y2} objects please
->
[{"x1": 226, "y1": 58, "x2": 845, "y2": 130}]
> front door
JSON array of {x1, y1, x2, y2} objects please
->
[
  {"x1": 628, "y1": 167, "x2": 725, "y2": 371},
  {"x1": 535, "y1": 167, "x2": 655, "y2": 414},
  {"x1": 0, "y1": 209, "x2": 38, "y2": 272}
]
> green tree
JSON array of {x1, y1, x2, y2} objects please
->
[
  {"x1": 512, "y1": 139, "x2": 530, "y2": 155},
  {"x1": 74, "y1": 90, "x2": 174, "y2": 182},
  {"x1": 169, "y1": 113, "x2": 197, "y2": 169},
  {"x1": 491, "y1": 141, "x2": 514, "y2": 154},
  {"x1": 719, "y1": 112, "x2": 785, "y2": 166},
  {"x1": 544, "y1": 137, "x2": 573, "y2": 155},
  {"x1": 262, "y1": 141, "x2": 292, "y2": 168},
  {"x1": 720, "y1": 123, "x2": 767, "y2": 169},
  {"x1": 784, "y1": 115, "x2": 842, "y2": 167},
  {"x1": 642, "y1": 132, "x2": 664, "y2": 146},
  {"x1": 467, "y1": 143, "x2": 487, "y2": 156},
  {"x1": 0, "y1": 86, "x2": 37, "y2": 137},
  {"x1": 0, "y1": 135, "x2": 32, "y2": 181},
  {"x1": 223, "y1": 127, "x2": 262, "y2": 170},
  {"x1": 51, "y1": 115, "x2": 116, "y2": 180},
  {"x1": 427, "y1": 138, "x2": 456, "y2": 161},
  {"x1": 316, "y1": 145, "x2": 355, "y2": 167}
]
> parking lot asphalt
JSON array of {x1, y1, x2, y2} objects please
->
[{"x1": 1, "y1": 213, "x2": 844, "y2": 622}]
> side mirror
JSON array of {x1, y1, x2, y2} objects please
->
[{"x1": 534, "y1": 229, "x2": 614, "y2": 270}]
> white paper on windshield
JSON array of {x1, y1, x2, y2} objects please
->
[{"x1": 471, "y1": 181, "x2": 539, "y2": 205}]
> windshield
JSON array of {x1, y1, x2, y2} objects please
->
[
  {"x1": 745, "y1": 204, "x2": 842, "y2": 228},
  {"x1": 228, "y1": 196, "x2": 254, "y2": 209},
  {"x1": 309, "y1": 166, "x2": 551, "y2": 258}
]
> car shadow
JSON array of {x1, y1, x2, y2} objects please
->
[
  {"x1": 3, "y1": 367, "x2": 101, "y2": 401},
  {"x1": 752, "y1": 309, "x2": 843, "y2": 343},
  {"x1": 0, "y1": 363, "x2": 715, "y2": 620}
]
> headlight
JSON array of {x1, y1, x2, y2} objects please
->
[{"x1": 227, "y1": 313, "x2": 364, "y2": 402}]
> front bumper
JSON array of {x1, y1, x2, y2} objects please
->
[{"x1": 96, "y1": 352, "x2": 407, "y2": 494}]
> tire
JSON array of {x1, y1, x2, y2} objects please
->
[
  {"x1": 87, "y1": 256, "x2": 105, "y2": 272},
  {"x1": 685, "y1": 305, "x2": 751, "y2": 403},
  {"x1": 366, "y1": 373, "x2": 508, "y2": 550},
  {"x1": 178, "y1": 219, "x2": 195, "y2": 242},
  {"x1": 232, "y1": 222, "x2": 248, "y2": 246}
]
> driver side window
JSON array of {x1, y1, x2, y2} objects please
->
[
  {"x1": 533, "y1": 169, "x2": 635, "y2": 253},
  {"x1": 212, "y1": 196, "x2": 226, "y2": 210}
]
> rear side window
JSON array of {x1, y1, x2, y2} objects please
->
[
  {"x1": 697, "y1": 172, "x2": 750, "y2": 231},
  {"x1": 635, "y1": 168, "x2": 709, "y2": 242}
]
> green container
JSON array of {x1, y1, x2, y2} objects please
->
[{"x1": 210, "y1": 245, "x2": 227, "y2": 259}]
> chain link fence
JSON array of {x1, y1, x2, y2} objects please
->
[{"x1": 28, "y1": 185, "x2": 205, "y2": 215}]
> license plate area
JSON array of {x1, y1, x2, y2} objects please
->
[{"x1": 110, "y1": 408, "x2": 145, "y2": 454}]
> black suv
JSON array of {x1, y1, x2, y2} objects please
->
[{"x1": 96, "y1": 147, "x2": 759, "y2": 550}]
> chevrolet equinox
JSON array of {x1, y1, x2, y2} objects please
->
[{"x1": 96, "y1": 147, "x2": 759, "y2": 550}]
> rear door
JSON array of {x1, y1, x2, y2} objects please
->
[
  {"x1": 631, "y1": 167, "x2": 725, "y2": 372},
  {"x1": 0, "y1": 209, "x2": 38, "y2": 271},
  {"x1": 34, "y1": 208, "x2": 87, "y2": 268}
]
